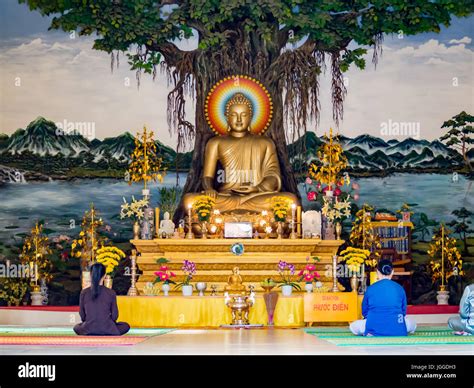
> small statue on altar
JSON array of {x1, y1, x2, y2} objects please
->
[
  {"x1": 159, "y1": 212, "x2": 175, "y2": 237},
  {"x1": 224, "y1": 266, "x2": 247, "y2": 294}
]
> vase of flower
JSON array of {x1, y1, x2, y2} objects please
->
[
  {"x1": 104, "y1": 275, "x2": 113, "y2": 289},
  {"x1": 133, "y1": 221, "x2": 140, "y2": 240},
  {"x1": 304, "y1": 283, "x2": 313, "y2": 293},
  {"x1": 335, "y1": 222, "x2": 342, "y2": 240},
  {"x1": 161, "y1": 283, "x2": 170, "y2": 296},
  {"x1": 281, "y1": 285, "x2": 293, "y2": 296},
  {"x1": 182, "y1": 284, "x2": 193, "y2": 296}
]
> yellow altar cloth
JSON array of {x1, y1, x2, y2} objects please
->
[{"x1": 117, "y1": 294, "x2": 362, "y2": 328}]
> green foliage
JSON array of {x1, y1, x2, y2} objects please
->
[
  {"x1": 20, "y1": 0, "x2": 474, "y2": 74},
  {"x1": 440, "y1": 111, "x2": 474, "y2": 169},
  {"x1": 158, "y1": 186, "x2": 183, "y2": 217}
]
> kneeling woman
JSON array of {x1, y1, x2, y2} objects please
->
[
  {"x1": 350, "y1": 259, "x2": 416, "y2": 336},
  {"x1": 74, "y1": 263, "x2": 130, "y2": 336}
]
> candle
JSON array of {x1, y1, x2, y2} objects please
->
[
  {"x1": 296, "y1": 206, "x2": 302, "y2": 236},
  {"x1": 290, "y1": 203, "x2": 297, "y2": 239}
]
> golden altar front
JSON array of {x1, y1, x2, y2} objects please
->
[
  {"x1": 117, "y1": 294, "x2": 363, "y2": 328},
  {"x1": 132, "y1": 238, "x2": 344, "y2": 294}
]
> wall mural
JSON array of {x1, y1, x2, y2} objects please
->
[{"x1": 0, "y1": 1, "x2": 472, "y2": 307}]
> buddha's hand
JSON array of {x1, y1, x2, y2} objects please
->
[
  {"x1": 231, "y1": 186, "x2": 259, "y2": 195},
  {"x1": 203, "y1": 189, "x2": 218, "y2": 198}
]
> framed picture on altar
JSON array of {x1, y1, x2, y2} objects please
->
[{"x1": 224, "y1": 222, "x2": 253, "y2": 238}]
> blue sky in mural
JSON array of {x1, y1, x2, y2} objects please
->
[{"x1": 0, "y1": 0, "x2": 473, "y2": 148}]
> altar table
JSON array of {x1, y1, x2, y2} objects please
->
[
  {"x1": 131, "y1": 238, "x2": 344, "y2": 294},
  {"x1": 117, "y1": 294, "x2": 362, "y2": 328}
]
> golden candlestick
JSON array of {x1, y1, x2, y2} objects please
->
[
  {"x1": 331, "y1": 255, "x2": 339, "y2": 292},
  {"x1": 127, "y1": 249, "x2": 139, "y2": 296},
  {"x1": 290, "y1": 203, "x2": 297, "y2": 239},
  {"x1": 154, "y1": 207, "x2": 160, "y2": 238},
  {"x1": 186, "y1": 204, "x2": 194, "y2": 239},
  {"x1": 296, "y1": 205, "x2": 302, "y2": 237}
]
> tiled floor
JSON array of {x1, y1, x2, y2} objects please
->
[{"x1": 0, "y1": 327, "x2": 472, "y2": 355}]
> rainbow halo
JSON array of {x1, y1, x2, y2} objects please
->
[{"x1": 205, "y1": 75, "x2": 273, "y2": 136}]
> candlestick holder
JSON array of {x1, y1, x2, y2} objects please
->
[
  {"x1": 289, "y1": 220, "x2": 298, "y2": 239},
  {"x1": 186, "y1": 206, "x2": 194, "y2": 239},
  {"x1": 127, "y1": 250, "x2": 139, "y2": 296},
  {"x1": 331, "y1": 255, "x2": 339, "y2": 292}
]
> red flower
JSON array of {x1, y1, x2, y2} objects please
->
[
  {"x1": 170, "y1": 272, "x2": 176, "y2": 277},
  {"x1": 304, "y1": 273, "x2": 314, "y2": 282},
  {"x1": 297, "y1": 270, "x2": 304, "y2": 277},
  {"x1": 305, "y1": 264, "x2": 316, "y2": 272},
  {"x1": 154, "y1": 271, "x2": 163, "y2": 277},
  {"x1": 160, "y1": 265, "x2": 168, "y2": 271},
  {"x1": 307, "y1": 191, "x2": 317, "y2": 201},
  {"x1": 334, "y1": 187, "x2": 342, "y2": 196}
]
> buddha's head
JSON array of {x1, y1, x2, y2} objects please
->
[{"x1": 225, "y1": 93, "x2": 253, "y2": 134}]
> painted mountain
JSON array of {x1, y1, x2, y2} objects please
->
[
  {"x1": 289, "y1": 132, "x2": 464, "y2": 174},
  {"x1": 0, "y1": 117, "x2": 466, "y2": 179}
]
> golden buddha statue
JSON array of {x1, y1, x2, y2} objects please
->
[
  {"x1": 224, "y1": 266, "x2": 247, "y2": 294},
  {"x1": 183, "y1": 92, "x2": 297, "y2": 213}
]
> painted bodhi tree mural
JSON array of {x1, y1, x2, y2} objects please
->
[{"x1": 21, "y1": 0, "x2": 474, "y2": 221}]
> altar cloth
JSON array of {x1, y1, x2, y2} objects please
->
[
  {"x1": 117, "y1": 295, "x2": 303, "y2": 327},
  {"x1": 117, "y1": 294, "x2": 363, "y2": 328}
]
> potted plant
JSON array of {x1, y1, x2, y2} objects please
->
[
  {"x1": 276, "y1": 260, "x2": 301, "y2": 296},
  {"x1": 298, "y1": 257, "x2": 321, "y2": 293},
  {"x1": 120, "y1": 196, "x2": 149, "y2": 239},
  {"x1": 153, "y1": 258, "x2": 176, "y2": 296},
  {"x1": 95, "y1": 246, "x2": 126, "y2": 288},
  {"x1": 174, "y1": 260, "x2": 196, "y2": 296}
]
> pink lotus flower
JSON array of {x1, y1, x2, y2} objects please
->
[
  {"x1": 354, "y1": 193, "x2": 360, "y2": 201},
  {"x1": 352, "y1": 182, "x2": 360, "y2": 190},
  {"x1": 305, "y1": 177, "x2": 312, "y2": 184},
  {"x1": 307, "y1": 191, "x2": 317, "y2": 201}
]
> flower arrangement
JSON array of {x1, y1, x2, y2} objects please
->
[
  {"x1": 308, "y1": 128, "x2": 350, "y2": 193},
  {"x1": 339, "y1": 247, "x2": 373, "y2": 273},
  {"x1": 270, "y1": 196, "x2": 293, "y2": 222},
  {"x1": 192, "y1": 195, "x2": 216, "y2": 222},
  {"x1": 276, "y1": 260, "x2": 301, "y2": 290},
  {"x1": 298, "y1": 257, "x2": 321, "y2": 283},
  {"x1": 174, "y1": 260, "x2": 196, "y2": 289},
  {"x1": 120, "y1": 196, "x2": 149, "y2": 222},
  {"x1": 321, "y1": 196, "x2": 352, "y2": 222},
  {"x1": 153, "y1": 258, "x2": 176, "y2": 285},
  {"x1": 20, "y1": 222, "x2": 53, "y2": 284},
  {"x1": 71, "y1": 204, "x2": 108, "y2": 270},
  {"x1": 0, "y1": 278, "x2": 29, "y2": 306},
  {"x1": 95, "y1": 246, "x2": 126, "y2": 275},
  {"x1": 127, "y1": 126, "x2": 167, "y2": 190},
  {"x1": 428, "y1": 225, "x2": 464, "y2": 285}
]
